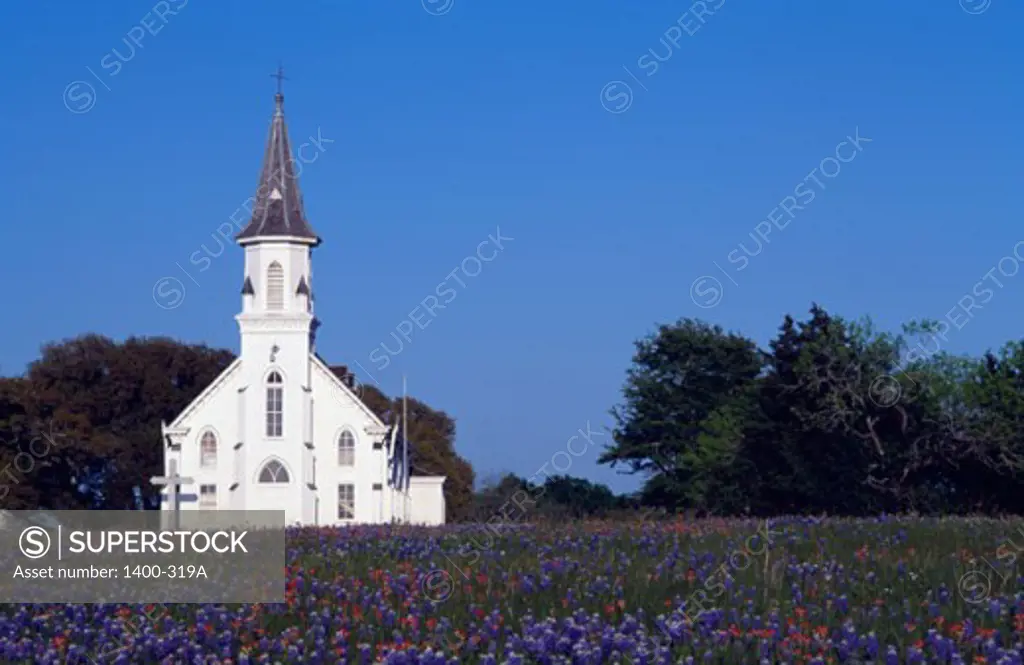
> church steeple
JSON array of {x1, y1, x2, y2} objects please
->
[{"x1": 236, "y1": 69, "x2": 320, "y2": 245}]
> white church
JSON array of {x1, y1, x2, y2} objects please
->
[{"x1": 158, "y1": 85, "x2": 446, "y2": 526}]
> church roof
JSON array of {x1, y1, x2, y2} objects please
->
[
  {"x1": 328, "y1": 363, "x2": 354, "y2": 387},
  {"x1": 236, "y1": 89, "x2": 320, "y2": 245}
]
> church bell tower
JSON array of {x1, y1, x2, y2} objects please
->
[
  {"x1": 235, "y1": 73, "x2": 320, "y2": 351},
  {"x1": 233, "y1": 73, "x2": 321, "y2": 503}
]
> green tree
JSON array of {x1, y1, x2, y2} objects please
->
[
  {"x1": 540, "y1": 475, "x2": 621, "y2": 517},
  {"x1": 603, "y1": 305, "x2": 1024, "y2": 516},
  {"x1": 11, "y1": 335, "x2": 235, "y2": 509},
  {"x1": 751, "y1": 307, "x2": 904, "y2": 513},
  {"x1": 925, "y1": 339, "x2": 1024, "y2": 513},
  {"x1": 599, "y1": 319, "x2": 763, "y2": 512}
]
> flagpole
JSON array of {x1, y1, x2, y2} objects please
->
[
  {"x1": 389, "y1": 413, "x2": 398, "y2": 523},
  {"x1": 402, "y1": 375, "x2": 409, "y2": 523}
]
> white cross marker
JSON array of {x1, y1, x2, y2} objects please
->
[{"x1": 150, "y1": 458, "x2": 195, "y2": 532}]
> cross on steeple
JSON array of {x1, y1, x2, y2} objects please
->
[
  {"x1": 271, "y1": 64, "x2": 288, "y2": 97},
  {"x1": 235, "y1": 65, "x2": 319, "y2": 244}
]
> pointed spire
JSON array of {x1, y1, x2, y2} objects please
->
[{"x1": 236, "y1": 70, "x2": 320, "y2": 245}]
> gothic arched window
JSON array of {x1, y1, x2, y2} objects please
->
[
  {"x1": 258, "y1": 459, "x2": 290, "y2": 483},
  {"x1": 338, "y1": 430, "x2": 355, "y2": 466},
  {"x1": 200, "y1": 431, "x2": 217, "y2": 468},
  {"x1": 266, "y1": 371, "x2": 283, "y2": 437},
  {"x1": 267, "y1": 261, "x2": 284, "y2": 310}
]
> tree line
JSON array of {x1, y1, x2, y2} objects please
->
[
  {"x1": 7, "y1": 302, "x2": 1024, "y2": 521},
  {"x1": 598, "y1": 304, "x2": 1024, "y2": 516}
]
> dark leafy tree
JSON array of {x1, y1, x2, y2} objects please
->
[
  {"x1": 599, "y1": 319, "x2": 763, "y2": 512},
  {"x1": 604, "y1": 305, "x2": 1024, "y2": 516},
  {"x1": 468, "y1": 473, "x2": 628, "y2": 521},
  {"x1": 5, "y1": 335, "x2": 235, "y2": 509}
]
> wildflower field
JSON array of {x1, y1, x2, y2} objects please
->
[{"x1": 2, "y1": 516, "x2": 1022, "y2": 664}]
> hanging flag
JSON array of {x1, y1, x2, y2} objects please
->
[
  {"x1": 385, "y1": 417, "x2": 411, "y2": 492},
  {"x1": 388, "y1": 419, "x2": 399, "y2": 454},
  {"x1": 387, "y1": 419, "x2": 400, "y2": 488},
  {"x1": 399, "y1": 429, "x2": 409, "y2": 491}
]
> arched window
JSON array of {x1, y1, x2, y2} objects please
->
[
  {"x1": 266, "y1": 371, "x2": 283, "y2": 437},
  {"x1": 258, "y1": 459, "x2": 290, "y2": 483},
  {"x1": 266, "y1": 261, "x2": 284, "y2": 310},
  {"x1": 200, "y1": 431, "x2": 217, "y2": 468},
  {"x1": 338, "y1": 430, "x2": 355, "y2": 466}
]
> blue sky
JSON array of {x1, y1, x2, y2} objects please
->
[{"x1": 1, "y1": 0, "x2": 1021, "y2": 494}]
